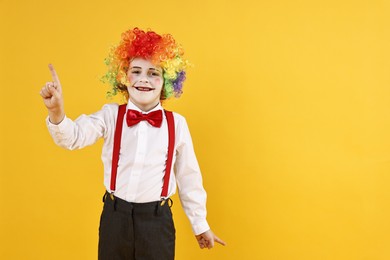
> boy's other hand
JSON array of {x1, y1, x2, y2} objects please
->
[{"x1": 195, "y1": 229, "x2": 226, "y2": 249}]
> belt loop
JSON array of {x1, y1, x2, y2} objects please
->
[{"x1": 156, "y1": 199, "x2": 165, "y2": 216}]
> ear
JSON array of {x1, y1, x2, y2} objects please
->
[
  {"x1": 160, "y1": 71, "x2": 167, "y2": 100},
  {"x1": 117, "y1": 83, "x2": 128, "y2": 91},
  {"x1": 160, "y1": 87, "x2": 167, "y2": 101}
]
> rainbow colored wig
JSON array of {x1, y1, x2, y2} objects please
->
[{"x1": 102, "y1": 27, "x2": 190, "y2": 100}]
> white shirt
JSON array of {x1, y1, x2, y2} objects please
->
[{"x1": 46, "y1": 100, "x2": 210, "y2": 235}]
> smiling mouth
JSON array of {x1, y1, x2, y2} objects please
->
[{"x1": 134, "y1": 86, "x2": 154, "y2": 92}]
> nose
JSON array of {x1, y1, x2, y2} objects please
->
[{"x1": 139, "y1": 76, "x2": 149, "y2": 83}]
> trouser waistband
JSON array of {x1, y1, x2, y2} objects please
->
[{"x1": 102, "y1": 191, "x2": 173, "y2": 213}]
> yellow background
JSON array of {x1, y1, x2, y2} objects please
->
[{"x1": 1, "y1": 0, "x2": 390, "y2": 259}]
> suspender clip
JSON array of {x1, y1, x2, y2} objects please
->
[{"x1": 160, "y1": 198, "x2": 173, "y2": 207}]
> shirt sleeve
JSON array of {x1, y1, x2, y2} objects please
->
[
  {"x1": 45, "y1": 104, "x2": 116, "y2": 150},
  {"x1": 174, "y1": 115, "x2": 210, "y2": 235}
]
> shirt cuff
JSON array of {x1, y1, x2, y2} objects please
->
[
  {"x1": 46, "y1": 115, "x2": 69, "y2": 132},
  {"x1": 192, "y1": 220, "x2": 210, "y2": 236}
]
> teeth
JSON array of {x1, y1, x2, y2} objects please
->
[{"x1": 135, "y1": 87, "x2": 153, "y2": 91}]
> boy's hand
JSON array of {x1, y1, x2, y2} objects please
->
[
  {"x1": 40, "y1": 64, "x2": 65, "y2": 124},
  {"x1": 195, "y1": 229, "x2": 226, "y2": 249}
]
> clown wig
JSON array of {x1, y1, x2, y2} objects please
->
[{"x1": 102, "y1": 27, "x2": 189, "y2": 100}]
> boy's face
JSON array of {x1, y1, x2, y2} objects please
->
[{"x1": 127, "y1": 58, "x2": 164, "y2": 112}]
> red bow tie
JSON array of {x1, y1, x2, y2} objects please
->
[{"x1": 126, "y1": 109, "x2": 163, "y2": 128}]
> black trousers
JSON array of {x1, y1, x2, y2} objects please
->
[{"x1": 98, "y1": 192, "x2": 175, "y2": 260}]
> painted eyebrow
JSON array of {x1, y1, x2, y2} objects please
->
[
  {"x1": 130, "y1": 66, "x2": 162, "y2": 73},
  {"x1": 149, "y1": 68, "x2": 162, "y2": 72}
]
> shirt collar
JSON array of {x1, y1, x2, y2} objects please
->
[{"x1": 126, "y1": 99, "x2": 162, "y2": 114}]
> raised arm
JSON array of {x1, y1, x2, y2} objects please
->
[{"x1": 40, "y1": 64, "x2": 65, "y2": 124}]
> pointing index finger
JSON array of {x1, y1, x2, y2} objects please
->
[
  {"x1": 48, "y1": 64, "x2": 61, "y2": 86},
  {"x1": 215, "y1": 236, "x2": 226, "y2": 246}
]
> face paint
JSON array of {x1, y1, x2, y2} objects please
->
[{"x1": 127, "y1": 58, "x2": 164, "y2": 112}]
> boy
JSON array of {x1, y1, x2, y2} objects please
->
[{"x1": 40, "y1": 27, "x2": 225, "y2": 260}]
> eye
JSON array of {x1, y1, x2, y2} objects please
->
[
  {"x1": 149, "y1": 71, "x2": 162, "y2": 77},
  {"x1": 131, "y1": 70, "x2": 141, "y2": 75}
]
